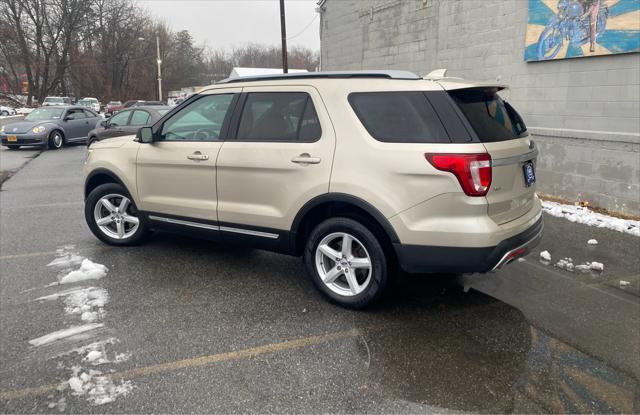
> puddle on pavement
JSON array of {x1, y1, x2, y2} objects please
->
[{"x1": 349, "y1": 289, "x2": 639, "y2": 414}]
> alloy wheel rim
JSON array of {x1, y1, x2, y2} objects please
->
[
  {"x1": 93, "y1": 193, "x2": 140, "y2": 239},
  {"x1": 53, "y1": 134, "x2": 62, "y2": 147},
  {"x1": 315, "y1": 232, "x2": 372, "y2": 297}
]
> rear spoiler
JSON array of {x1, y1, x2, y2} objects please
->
[{"x1": 423, "y1": 69, "x2": 508, "y2": 92}]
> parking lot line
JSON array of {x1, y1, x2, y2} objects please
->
[
  {"x1": 0, "y1": 248, "x2": 90, "y2": 261},
  {"x1": 0, "y1": 327, "x2": 368, "y2": 401},
  {"x1": 2, "y1": 201, "x2": 83, "y2": 210}
]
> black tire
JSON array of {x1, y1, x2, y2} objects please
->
[
  {"x1": 6, "y1": 145, "x2": 20, "y2": 150},
  {"x1": 87, "y1": 136, "x2": 97, "y2": 147},
  {"x1": 0, "y1": 111, "x2": 9, "y2": 116},
  {"x1": 47, "y1": 130, "x2": 64, "y2": 150},
  {"x1": 85, "y1": 183, "x2": 149, "y2": 246},
  {"x1": 304, "y1": 217, "x2": 389, "y2": 309}
]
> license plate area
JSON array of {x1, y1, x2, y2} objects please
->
[
  {"x1": 7, "y1": 135, "x2": 17, "y2": 142},
  {"x1": 523, "y1": 161, "x2": 536, "y2": 187}
]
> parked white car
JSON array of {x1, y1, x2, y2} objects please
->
[
  {"x1": 42, "y1": 97, "x2": 70, "y2": 106},
  {"x1": 0, "y1": 106, "x2": 17, "y2": 116},
  {"x1": 82, "y1": 97, "x2": 101, "y2": 113}
]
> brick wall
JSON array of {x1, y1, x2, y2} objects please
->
[{"x1": 319, "y1": 0, "x2": 640, "y2": 214}]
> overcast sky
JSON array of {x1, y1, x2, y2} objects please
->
[{"x1": 137, "y1": 0, "x2": 320, "y2": 51}]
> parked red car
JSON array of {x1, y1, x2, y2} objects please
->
[{"x1": 104, "y1": 101, "x2": 123, "y2": 117}]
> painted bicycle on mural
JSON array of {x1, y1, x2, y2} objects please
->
[{"x1": 537, "y1": 0, "x2": 609, "y2": 59}]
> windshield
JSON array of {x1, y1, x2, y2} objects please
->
[
  {"x1": 43, "y1": 97, "x2": 64, "y2": 104},
  {"x1": 448, "y1": 87, "x2": 527, "y2": 142},
  {"x1": 108, "y1": 101, "x2": 121, "y2": 105},
  {"x1": 25, "y1": 108, "x2": 64, "y2": 121}
]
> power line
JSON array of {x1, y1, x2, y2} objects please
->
[{"x1": 286, "y1": 13, "x2": 318, "y2": 41}]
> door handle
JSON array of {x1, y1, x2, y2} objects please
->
[
  {"x1": 291, "y1": 153, "x2": 321, "y2": 165},
  {"x1": 187, "y1": 151, "x2": 209, "y2": 161}
]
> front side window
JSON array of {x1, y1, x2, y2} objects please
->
[
  {"x1": 109, "y1": 111, "x2": 130, "y2": 126},
  {"x1": 130, "y1": 110, "x2": 151, "y2": 126},
  {"x1": 348, "y1": 92, "x2": 449, "y2": 143},
  {"x1": 161, "y1": 94, "x2": 234, "y2": 141},
  {"x1": 236, "y1": 92, "x2": 321, "y2": 142},
  {"x1": 65, "y1": 109, "x2": 86, "y2": 120},
  {"x1": 448, "y1": 88, "x2": 527, "y2": 142}
]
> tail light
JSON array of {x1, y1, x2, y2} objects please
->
[{"x1": 425, "y1": 153, "x2": 492, "y2": 197}]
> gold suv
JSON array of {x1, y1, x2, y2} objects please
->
[{"x1": 84, "y1": 70, "x2": 543, "y2": 308}]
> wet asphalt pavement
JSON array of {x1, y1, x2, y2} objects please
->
[{"x1": 1, "y1": 145, "x2": 639, "y2": 413}]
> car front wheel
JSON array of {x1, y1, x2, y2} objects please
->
[
  {"x1": 47, "y1": 130, "x2": 64, "y2": 150},
  {"x1": 85, "y1": 183, "x2": 149, "y2": 246},
  {"x1": 304, "y1": 217, "x2": 389, "y2": 309}
]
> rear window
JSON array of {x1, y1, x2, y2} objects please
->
[
  {"x1": 348, "y1": 92, "x2": 449, "y2": 143},
  {"x1": 448, "y1": 88, "x2": 527, "y2": 142}
]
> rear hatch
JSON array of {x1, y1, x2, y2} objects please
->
[{"x1": 447, "y1": 86, "x2": 537, "y2": 225}]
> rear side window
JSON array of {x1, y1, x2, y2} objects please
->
[
  {"x1": 236, "y1": 92, "x2": 321, "y2": 142},
  {"x1": 348, "y1": 92, "x2": 449, "y2": 143},
  {"x1": 448, "y1": 88, "x2": 527, "y2": 142},
  {"x1": 130, "y1": 110, "x2": 151, "y2": 126}
]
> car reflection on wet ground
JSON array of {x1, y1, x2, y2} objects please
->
[{"x1": 0, "y1": 146, "x2": 639, "y2": 413}]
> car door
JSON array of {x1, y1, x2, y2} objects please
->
[
  {"x1": 136, "y1": 88, "x2": 241, "y2": 222},
  {"x1": 216, "y1": 86, "x2": 335, "y2": 234},
  {"x1": 103, "y1": 110, "x2": 132, "y2": 139},
  {"x1": 81, "y1": 110, "x2": 99, "y2": 138},
  {"x1": 62, "y1": 108, "x2": 87, "y2": 140}
]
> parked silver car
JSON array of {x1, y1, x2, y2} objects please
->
[
  {"x1": 0, "y1": 105, "x2": 17, "y2": 116},
  {"x1": 0, "y1": 106, "x2": 100, "y2": 150}
]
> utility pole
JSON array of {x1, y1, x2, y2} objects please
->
[
  {"x1": 156, "y1": 35, "x2": 163, "y2": 101},
  {"x1": 279, "y1": 0, "x2": 288, "y2": 73}
]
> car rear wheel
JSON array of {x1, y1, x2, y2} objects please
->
[
  {"x1": 304, "y1": 217, "x2": 389, "y2": 309},
  {"x1": 47, "y1": 131, "x2": 64, "y2": 150},
  {"x1": 85, "y1": 183, "x2": 149, "y2": 246}
]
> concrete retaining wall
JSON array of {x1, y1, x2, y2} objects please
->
[{"x1": 319, "y1": 0, "x2": 640, "y2": 214}]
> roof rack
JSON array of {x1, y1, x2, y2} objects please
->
[{"x1": 217, "y1": 70, "x2": 422, "y2": 84}]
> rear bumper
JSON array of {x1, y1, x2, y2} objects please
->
[{"x1": 393, "y1": 215, "x2": 543, "y2": 274}]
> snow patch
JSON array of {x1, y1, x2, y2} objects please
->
[
  {"x1": 619, "y1": 280, "x2": 631, "y2": 288},
  {"x1": 587, "y1": 239, "x2": 598, "y2": 245},
  {"x1": 574, "y1": 261, "x2": 604, "y2": 273},
  {"x1": 589, "y1": 261, "x2": 604, "y2": 272},
  {"x1": 36, "y1": 287, "x2": 108, "y2": 322},
  {"x1": 555, "y1": 258, "x2": 574, "y2": 272},
  {"x1": 48, "y1": 254, "x2": 85, "y2": 268},
  {"x1": 540, "y1": 250, "x2": 551, "y2": 262},
  {"x1": 59, "y1": 259, "x2": 108, "y2": 284},
  {"x1": 29, "y1": 324, "x2": 104, "y2": 347},
  {"x1": 66, "y1": 366, "x2": 133, "y2": 406},
  {"x1": 542, "y1": 201, "x2": 640, "y2": 237}
]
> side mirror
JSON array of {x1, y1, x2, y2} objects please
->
[
  {"x1": 100, "y1": 120, "x2": 108, "y2": 128},
  {"x1": 63, "y1": 116, "x2": 72, "y2": 122},
  {"x1": 138, "y1": 126, "x2": 154, "y2": 143}
]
